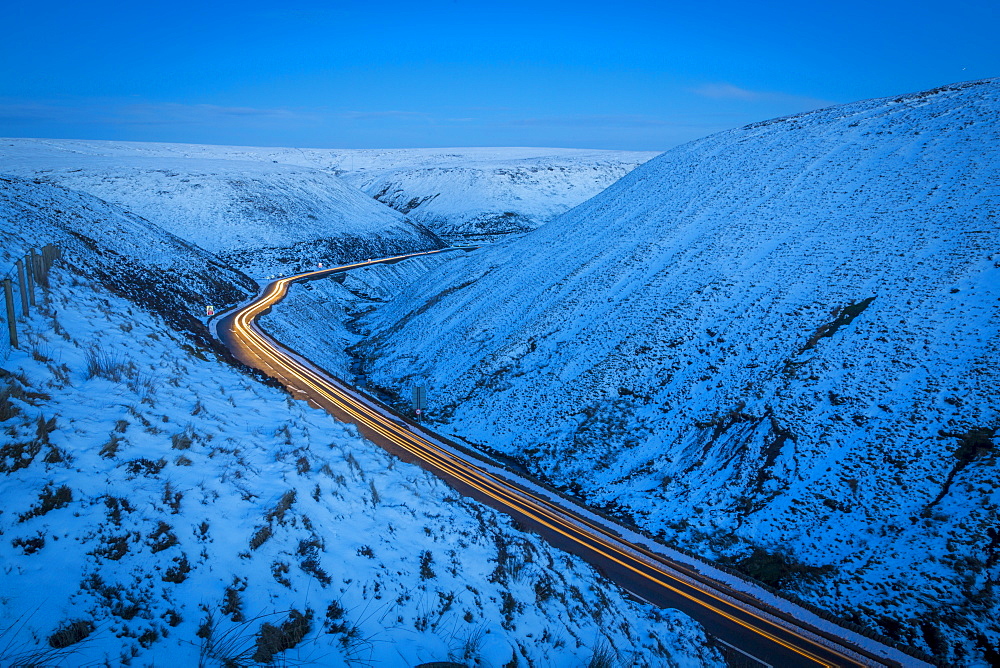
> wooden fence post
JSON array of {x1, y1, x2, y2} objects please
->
[
  {"x1": 32, "y1": 249, "x2": 47, "y2": 290},
  {"x1": 25, "y1": 251, "x2": 35, "y2": 308},
  {"x1": 16, "y1": 259, "x2": 29, "y2": 315},
  {"x1": 3, "y1": 279, "x2": 17, "y2": 350}
]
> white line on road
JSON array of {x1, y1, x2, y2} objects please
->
[{"x1": 715, "y1": 638, "x2": 774, "y2": 668}]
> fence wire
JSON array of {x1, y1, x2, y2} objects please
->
[{"x1": 1, "y1": 245, "x2": 61, "y2": 361}]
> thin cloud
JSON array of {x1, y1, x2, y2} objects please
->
[
  {"x1": 0, "y1": 99, "x2": 319, "y2": 127},
  {"x1": 691, "y1": 83, "x2": 835, "y2": 109},
  {"x1": 508, "y1": 114, "x2": 673, "y2": 129},
  {"x1": 693, "y1": 83, "x2": 765, "y2": 101},
  {"x1": 116, "y1": 103, "x2": 318, "y2": 125},
  {"x1": 0, "y1": 100, "x2": 82, "y2": 123}
]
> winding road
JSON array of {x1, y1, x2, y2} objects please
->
[{"x1": 216, "y1": 249, "x2": 923, "y2": 668}]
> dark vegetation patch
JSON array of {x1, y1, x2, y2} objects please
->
[
  {"x1": 801, "y1": 296, "x2": 876, "y2": 351},
  {"x1": 48, "y1": 620, "x2": 95, "y2": 649},
  {"x1": 162, "y1": 554, "x2": 192, "y2": 583},
  {"x1": 924, "y1": 427, "x2": 997, "y2": 512},
  {"x1": 1, "y1": 415, "x2": 58, "y2": 474},
  {"x1": 323, "y1": 599, "x2": 364, "y2": 647},
  {"x1": 19, "y1": 484, "x2": 72, "y2": 522},
  {"x1": 297, "y1": 537, "x2": 332, "y2": 585},
  {"x1": 82, "y1": 573, "x2": 145, "y2": 621},
  {"x1": 267, "y1": 489, "x2": 297, "y2": 524},
  {"x1": 222, "y1": 577, "x2": 247, "y2": 622},
  {"x1": 125, "y1": 457, "x2": 166, "y2": 477},
  {"x1": 1, "y1": 372, "x2": 50, "y2": 422},
  {"x1": 103, "y1": 495, "x2": 136, "y2": 525},
  {"x1": 718, "y1": 546, "x2": 834, "y2": 590},
  {"x1": 252, "y1": 609, "x2": 312, "y2": 663},
  {"x1": 90, "y1": 533, "x2": 134, "y2": 561},
  {"x1": 570, "y1": 396, "x2": 650, "y2": 470},
  {"x1": 250, "y1": 525, "x2": 273, "y2": 550},
  {"x1": 12, "y1": 534, "x2": 46, "y2": 554},
  {"x1": 147, "y1": 521, "x2": 179, "y2": 553}
]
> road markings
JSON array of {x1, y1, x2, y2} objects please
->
[{"x1": 714, "y1": 638, "x2": 775, "y2": 668}]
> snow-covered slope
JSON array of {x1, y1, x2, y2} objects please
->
[
  {"x1": 1, "y1": 140, "x2": 656, "y2": 244},
  {"x1": 355, "y1": 79, "x2": 1000, "y2": 664},
  {"x1": 0, "y1": 147, "x2": 444, "y2": 276},
  {"x1": 258, "y1": 251, "x2": 469, "y2": 386},
  {"x1": 330, "y1": 148, "x2": 659, "y2": 242},
  {"x1": 0, "y1": 265, "x2": 720, "y2": 667},
  {"x1": 0, "y1": 175, "x2": 256, "y2": 344}
]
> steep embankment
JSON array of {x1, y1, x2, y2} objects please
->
[
  {"x1": 357, "y1": 79, "x2": 1000, "y2": 663},
  {"x1": 0, "y1": 147, "x2": 443, "y2": 276},
  {"x1": 0, "y1": 175, "x2": 256, "y2": 344},
  {"x1": 0, "y1": 140, "x2": 656, "y2": 244}
]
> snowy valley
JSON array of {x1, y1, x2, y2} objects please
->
[
  {"x1": 0, "y1": 148, "x2": 444, "y2": 277},
  {"x1": 0, "y1": 177, "x2": 718, "y2": 665},
  {"x1": 1, "y1": 77, "x2": 997, "y2": 667}
]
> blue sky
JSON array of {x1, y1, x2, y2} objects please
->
[{"x1": 1, "y1": 0, "x2": 996, "y2": 150}]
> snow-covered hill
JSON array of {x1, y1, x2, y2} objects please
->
[
  {"x1": 329, "y1": 148, "x2": 659, "y2": 242},
  {"x1": 0, "y1": 145, "x2": 444, "y2": 276},
  {"x1": 354, "y1": 79, "x2": 1000, "y2": 664},
  {"x1": 0, "y1": 175, "x2": 256, "y2": 344},
  {"x1": 258, "y1": 251, "x2": 469, "y2": 386},
  {"x1": 1, "y1": 187, "x2": 719, "y2": 666},
  {"x1": 1, "y1": 140, "x2": 656, "y2": 244}
]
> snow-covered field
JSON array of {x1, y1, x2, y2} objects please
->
[
  {"x1": 0, "y1": 186, "x2": 720, "y2": 665},
  {"x1": 351, "y1": 79, "x2": 1000, "y2": 665},
  {"x1": 1, "y1": 140, "x2": 656, "y2": 245}
]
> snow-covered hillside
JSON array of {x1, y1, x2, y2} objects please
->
[
  {"x1": 1, "y1": 194, "x2": 719, "y2": 666},
  {"x1": 1, "y1": 140, "x2": 656, "y2": 244},
  {"x1": 258, "y1": 251, "x2": 469, "y2": 386},
  {"x1": 355, "y1": 79, "x2": 1000, "y2": 664},
  {"x1": 0, "y1": 175, "x2": 256, "y2": 344},
  {"x1": 330, "y1": 149, "x2": 659, "y2": 242},
  {"x1": 0, "y1": 145, "x2": 444, "y2": 276}
]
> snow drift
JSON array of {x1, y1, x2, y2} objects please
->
[{"x1": 356, "y1": 79, "x2": 1000, "y2": 663}]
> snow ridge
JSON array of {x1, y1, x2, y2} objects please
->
[
  {"x1": 332, "y1": 149, "x2": 659, "y2": 242},
  {"x1": 0, "y1": 174, "x2": 256, "y2": 343}
]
